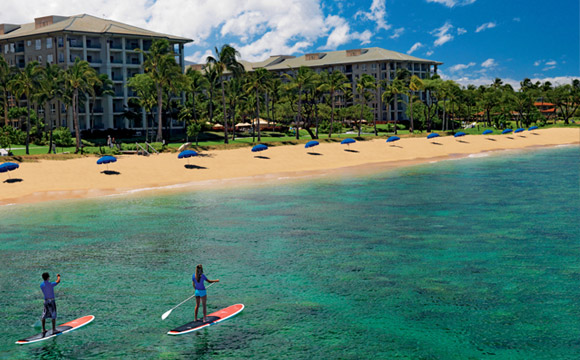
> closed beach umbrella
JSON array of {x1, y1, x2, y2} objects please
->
[
  {"x1": 528, "y1": 126, "x2": 538, "y2": 131},
  {"x1": 97, "y1": 155, "x2": 117, "y2": 171},
  {"x1": 514, "y1": 128, "x2": 525, "y2": 133},
  {"x1": 341, "y1": 138, "x2": 356, "y2": 145},
  {"x1": 427, "y1": 133, "x2": 440, "y2": 139},
  {"x1": 178, "y1": 150, "x2": 198, "y2": 159},
  {"x1": 454, "y1": 132, "x2": 466, "y2": 138},
  {"x1": 251, "y1": 144, "x2": 268, "y2": 152},
  {"x1": 482, "y1": 130, "x2": 493, "y2": 135},
  {"x1": 386, "y1": 136, "x2": 400, "y2": 143},
  {"x1": 502, "y1": 129, "x2": 513, "y2": 134},
  {"x1": 0, "y1": 162, "x2": 19, "y2": 179},
  {"x1": 305, "y1": 140, "x2": 319, "y2": 149}
]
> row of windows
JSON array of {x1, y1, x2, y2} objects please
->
[{"x1": 3, "y1": 37, "x2": 62, "y2": 54}]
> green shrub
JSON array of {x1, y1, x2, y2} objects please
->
[{"x1": 52, "y1": 127, "x2": 74, "y2": 147}]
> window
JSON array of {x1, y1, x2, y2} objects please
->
[
  {"x1": 47, "y1": 38, "x2": 52, "y2": 49},
  {"x1": 10, "y1": 43, "x2": 15, "y2": 53},
  {"x1": 37, "y1": 55, "x2": 42, "y2": 64},
  {"x1": 362, "y1": 64, "x2": 366, "y2": 71},
  {"x1": 35, "y1": 39, "x2": 41, "y2": 50},
  {"x1": 51, "y1": 103, "x2": 56, "y2": 114},
  {"x1": 47, "y1": 54, "x2": 53, "y2": 64},
  {"x1": 4, "y1": 45, "x2": 8, "y2": 54},
  {"x1": 27, "y1": 40, "x2": 31, "y2": 47},
  {"x1": 58, "y1": 37, "x2": 63, "y2": 47},
  {"x1": 58, "y1": 52, "x2": 64, "y2": 63},
  {"x1": 371, "y1": 63, "x2": 376, "y2": 70}
]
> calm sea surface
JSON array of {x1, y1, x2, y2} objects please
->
[{"x1": 1, "y1": 146, "x2": 579, "y2": 359}]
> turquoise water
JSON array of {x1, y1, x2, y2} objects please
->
[{"x1": 1, "y1": 146, "x2": 579, "y2": 359}]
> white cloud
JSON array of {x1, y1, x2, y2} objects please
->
[
  {"x1": 534, "y1": 60, "x2": 542, "y2": 66},
  {"x1": 441, "y1": 72, "x2": 579, "y2": 90},
  {"x1": 426, "y1": 50, "x2": 434, "y2": 56},
  {"x1": 425, "y1": 0, "x2": 476, "y2": 8},
  {"x1": 457, "y1": 27, "x2": 467, "y2": 35},
  {"x1": 318, "y1": 15, "x2": 372, "y2": 50},
  {"x1": 545, "y1": 60, "x2": 557, "y2": 66},
  {"x1": 449, "y1": 62, "x2": 476, "y2": 72},
  {"x1": 476, "y1": 22, "x2": 496, "y2": 33},
  {"x1": 355, "y1": 0, "x2": 390, "y2": 31},
  {"x1": 407, "y1": 42, "x2": 423, "y2": 54},
  {"x1": 390, "y1": 27, "x2": 405, "y2": 39},
  {"x1": 481, "y1": 58, "x2": 497, "y2": 68},
  {"x1": 431, "y1": 22, "x2": 454, "y2": 47}
]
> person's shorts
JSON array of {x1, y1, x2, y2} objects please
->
[
  {"x1": 195, "y1": 289, "x2": 207, "y2": 297},
  {"x1": 42, "y1": 298, "x2": 57, "y2": 319}
]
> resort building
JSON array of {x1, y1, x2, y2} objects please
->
[
  {"x1": 0, "y1": 14, "x2": 192, "y2": 132},
  {"x1": 192, "y1": 47, "x2": 442, "y2": 123}
]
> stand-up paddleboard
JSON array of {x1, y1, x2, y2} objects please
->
[
  {"x1": 16, "y1": 315, "x2": 95, "y2": 345},
  {"x1": 168, "y1": 304, "x2": 244, "y2": 335}
]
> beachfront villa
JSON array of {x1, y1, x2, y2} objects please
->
[
  {"x1": 0, "y1": 14, "x2": 192, "y2": 132},
  {"x1": 191, "y1": 48, "x2": 442, "y2": 124}
]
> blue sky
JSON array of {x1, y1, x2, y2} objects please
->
[{"x1": 4, "y1": 0, "x2": 578, "y2": 87}]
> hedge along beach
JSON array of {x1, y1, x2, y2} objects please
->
[{"x1": 1, "y1": 127, "x2": 578, "y2": 206}]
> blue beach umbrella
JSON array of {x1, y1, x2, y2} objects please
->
[
  {"x1": 97, "y1": 155, "x2": 117, "y2": 171},
  {"x1": 341, "y1": 138, "x2": 356, "y2": 145},
  {"x1": 454, "y1": 132, "x2": 466, "y2": 138},
  {"x1": 0, "y1": 162, "x2": 19, "y2": 178},
  {"x1": 305, "y1": 140, "x2": 319, "y2": 149},
  {"x1": 514, "y1": 128, "x2": 525, "y2": 134},
  {"x1": 482, "y1": 130, "x2": 493, "y2": 135},
  {"x1": 427, "y1": 133, "x2": 440, "y2": 139},
  {"x1": 178, "y1": 150, "x2": 198, "y2": 159},
  {"x1": 502, "y1": 129, "x2": 513, "y2": 134},
  {"x1": 251, "y1": 144, "x2": 268, "y2": 152},
  {"x1": 528, "y1": 126, "x2": 538, "y2": 131},
  {"x1": 386, "y1": 136, "x2": 400, "y2": 143}
]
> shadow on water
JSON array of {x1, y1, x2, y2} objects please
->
[
  {"x1": 457, "y1": 140, "x2": 469, "y2": 144},
  {"x1": 185, "y1": 164, "x2": 207, "y2": 170},
  {"x1": 486, "y1": 138, "x2": 496, "y2": 141},
  {"x1": 307, "y1": 152, "x2": 323, "y2": 156},
  {"x1": 344, "y1": 149, "x2": 359, "y2": 153},
  {"x1": 31, "y1": 341, "x2": 65, "y2": 360},
  {"x1": 431, "y1": 142, "x2": 443, "y2": 145},
  {"x1": 254, "y1": 155, "x2": 270, "y2": 159},
  {"x1": 101, "y1": 170, "x2": 121, "y2": 175},
  {"x1": 4, "y1": 178, "x2": 23, "y2": 183}
]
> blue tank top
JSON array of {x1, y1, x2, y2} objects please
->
[{"x1": 192, "y1": 274, "x2": 208, "y2": 290}]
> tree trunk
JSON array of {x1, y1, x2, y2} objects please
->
[
  {"x1": 296, "y1": 87, "x2": 302, "y2": 140},
  {"x1": 73, "y1": 89, "x2": 81, "y2": 153},
  {"x1": 156, "y1": 85, "x2": 163, "y2": 142},
  {"x1": 256, "y1": 87, "x2": 261, "y2": 142},
  {"x1": 359, "y1": 102, "x2": 363, "y2": 137},
  {"x1": 329, "y1": 90, "x2": 335, "y2": 138},
  {"x1": 25, "y1": 99, "x2": 31, "y2": 155},
  {"x1": 221, "y1": 79, "x2": 228, "y2": 144},
  {"x1": 409, "y1": 93, "x2": 414, "y2": 133}
]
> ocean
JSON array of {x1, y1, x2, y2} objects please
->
[{"x1": 1, "y1": 146, "x2": 579, "y2": 359}]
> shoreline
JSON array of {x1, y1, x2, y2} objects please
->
[{"x1": 1, "y1": 128, "x2": 578, "y2": 206}]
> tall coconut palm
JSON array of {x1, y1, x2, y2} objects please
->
[
  {"x1": 355, "y1": 73, "x2": 376, "y2": 137},
  {"x1": 63, "y1": 58, "x2": 99, "y2": 152},
  {"x1": 37, "y1": 64, "x2": 64, "y2": 153},
  {"x1": 139, "y1": 39, "x2": 181, "y2": 142},
  {"x1": 284, "y1": 66, "x2": 316, "y2": 140},
  {"x1": 9, "y1": 61, "x2": 42, "y2": 154},
  {"x1": 206, "y1": 44, "x2": 245, "y2": 144},
  {"x1": 0, "y1": 56, "x2": 13, "y2": 126},
  {"x1": 184, "y1": 67, "x2": 208, "y2": 123},
  {"x1": 244, "y1": 68, "x2": 270, "y2": 142},
  {"x1": 203, "y1": 65, "x2": 219, "y2": 126},
  {"x1": 128, "y1": 73, "x2": 157, "y2": 142},
  {"x1": 408, "y1": 75, "x2": 423, "y2": 133},
  {"x1": 90, "y1": 73, "x2": 114, "y2": 130},
  {"x1": 226, "y1": 76, "x2": 246, "y2": 141},
  {"x1": 318, "y1": 70, "x2": 350, "y2": 138},
  {"x1": 381, "y1": 78, "x2": 406, "y2": 135}
]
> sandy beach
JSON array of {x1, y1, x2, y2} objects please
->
[{"x1": 0, "y1": 128, "x2": 578, "y2": 206}]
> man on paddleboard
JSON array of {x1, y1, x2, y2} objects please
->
[
  {"x1": 40, "y1": 273, "x2": 60, "y2": 334},
  {"x1": 193, "y1": 264, "x2": 219, "y2": 322}
]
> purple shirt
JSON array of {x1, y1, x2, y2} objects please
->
[
  {"x1": 192, "y1": 274, "x2": 208, "y2": 290},
  {"x1": 40, "y1": 281, "x2": 58, "y2": 299}
]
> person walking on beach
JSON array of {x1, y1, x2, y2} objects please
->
[
  {"x1": 40, "y1": 272, "x2": 60, "y2": 334},
  {"x1": 193, "y1": 264, "x2": 219, "y2": 322}
]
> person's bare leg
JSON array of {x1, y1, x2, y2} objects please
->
[
  {"x1": 194, "y1": 296, "x2": 200, "y2": 321},
  {"x1": 52, "y1": 319, "x2": 57, "y2": 333},
  {"x1": 202, "y1": 296, "x2": 207, "y2": 322}
]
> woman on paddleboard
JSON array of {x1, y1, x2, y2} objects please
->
[{"x1": 193, "y1": 264, "x2": 219, "y2": 322}]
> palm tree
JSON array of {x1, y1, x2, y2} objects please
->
[
  {"x1": 355, "y1": 73, "x2": 376, "y2": 137},
  {"x1": 284, "y1": 66, "x2": 316, "y2": 140},
  {"x1": 318, "y1": 70, "x2": 350, "y2": 138},
  {"x1": 128, "y1": 73, "x2": 157, "y2": 142},
  {"x1": 225, "y1": 76, "x2": 246, "y2": 140},
  {"x1": 203, "y1": 65, "x2": 219, "y2": 126},
  {"x1": 139, "y1": 39, "x2": 181, "y2": 142},
  {"x1": 381, "y1": 78, "x2": 405, "y2": 135},
  {"x1": 206, "y1": 44, "x2": 245, "y2": 144},
  {"x1": 184, "y1": 67, "x2": 208, "y2": 124},
  {"x1": 63, "y1": 58, "x2": 99, "y2": 152},
  {"x1": 37, "y1": 64, "x2": 64, "y2": 153},
  {"x1": 0, "y1": 56, "x2": 13, "y2": 126},
  {"x1": 90, "y1": 73, "x2": 114, "y2": 130},
  {"x1": 9, "y1": 61, "x2": 42, "y2": 154},
  {"x1": 408, "y1": 75, "x2": 423, "y2": 134},
  {"x1": 244, "y1": 68, "x2": 270, "y2": 142}
]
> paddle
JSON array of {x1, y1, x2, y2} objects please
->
[{"x1": 161, "y1": 282, "x2": 216, "y2": 320}]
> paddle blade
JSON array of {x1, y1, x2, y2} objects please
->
[{"x1": 161, "y1": 309, "x2": 172, "y2": 320}]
